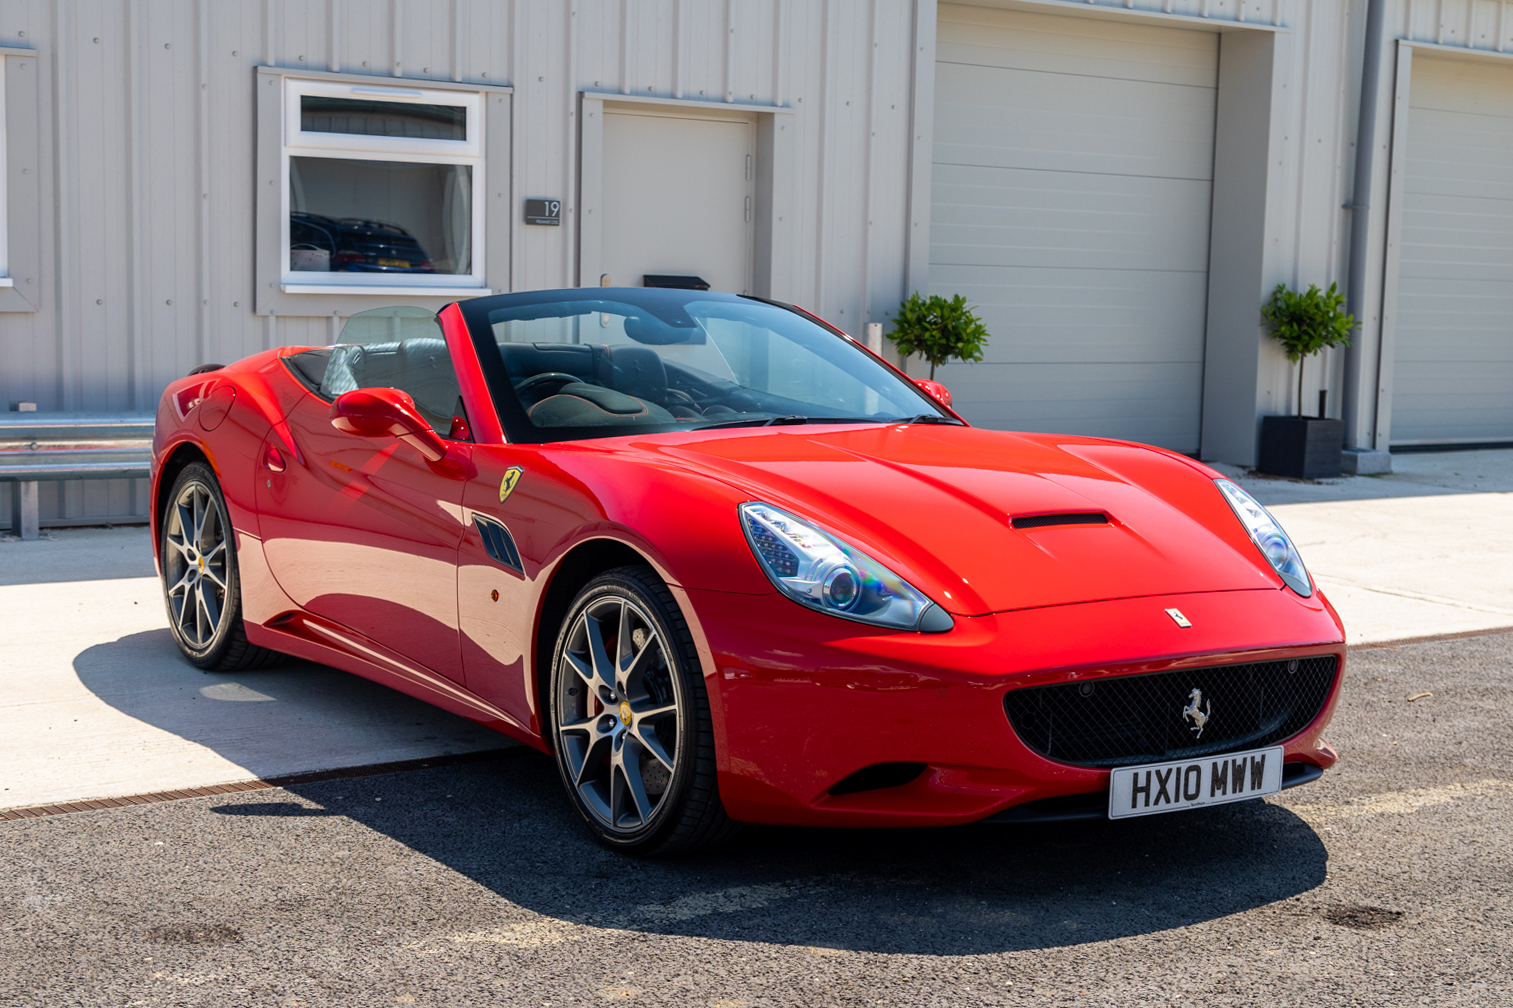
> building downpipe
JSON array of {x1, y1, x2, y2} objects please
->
[{"x1": 1341, "y1": 0, "x2": 1392, "y2": 475}]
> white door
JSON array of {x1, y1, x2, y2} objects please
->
[
  {"x1": 930, "y1": 4, "x2": 1218, "y2": 452},
  {"x1": 1392, "y1": 56, "x2": 1513, "y2": 446},
  {"x1": 600, "y1": 109, "x2": 754, "y2": 295}
]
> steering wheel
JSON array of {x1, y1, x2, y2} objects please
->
[{"x1": 513, "y1": 372, "x2": 582, "y2": 396}]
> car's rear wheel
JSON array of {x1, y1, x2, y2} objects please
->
[
  {"x1": 161, "y1": 462, "x2": 281, "y2": 671},
  {"x1": 548, "y1": 565, "x2": 740, "y2": 856}
]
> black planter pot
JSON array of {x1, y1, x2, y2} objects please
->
[{"x1": 1258, "y1": 415, "x2": 1344, "y2": 479}]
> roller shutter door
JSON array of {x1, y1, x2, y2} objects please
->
[
  {"x1": 931, "y1": 5, "x2": 1218, "y2": 452},
  {"x1": 1392, "y1": 56, "x2": 1513, "y2": 445}
]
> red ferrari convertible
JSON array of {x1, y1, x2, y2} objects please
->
[{"x1": 152, "y1": 288, "x2": 1343, "y2": 854}]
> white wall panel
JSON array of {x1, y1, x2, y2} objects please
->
[
  {"x1": 930, "y1": 3, "x2": 1218, "y2": 452},
  {"x1": 1392, "y1": 53, "x2": 1513, "y2": 443}
]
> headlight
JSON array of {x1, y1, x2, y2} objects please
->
[
  {"x1": 1214, "y1": 479, "x2": 1312, "y2": 597},
  {"x1": 739, "y1": 503, "x2": 954, "y2": 633}
]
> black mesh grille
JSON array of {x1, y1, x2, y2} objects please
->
[{"x1": 1003, "y1": 656, "x2": 1338, "y2": 768}]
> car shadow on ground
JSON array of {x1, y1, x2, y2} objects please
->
[
  {"x1": 71, "y1": 630, "x2": 509, "y2": 781},
  {"x1": 254, "y1": 751, "x2": 1326, "y2": 956}
]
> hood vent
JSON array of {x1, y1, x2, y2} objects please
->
[{"x1": 1012, "y1": 511, "x2": 1109, "y2": 530}]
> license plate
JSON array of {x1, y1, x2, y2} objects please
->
[
  {"x1": 1107, "y1": 746, "x2": 1283, "y2": 819},
  {"x1": 376, "y1": 257, "x2": 409, "y2": 268}
]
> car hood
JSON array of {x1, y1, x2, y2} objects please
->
[{"x1": 634, "y1": 425, "x2": 1281, "y2": 616}]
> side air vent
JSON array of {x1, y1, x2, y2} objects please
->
[
  {"x1": 1012, "y1": 512, "x2": 1109, "y2": 530},
  {"x1": 828, "y1": 762, "x2": 927, "y2": 796},
  {"x1": 473, "y1": 514, "x2": 522, "y2": 572}
]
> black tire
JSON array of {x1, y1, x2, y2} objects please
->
[
  {"x1": 160, "y1": 462, "x2": 282, "y2": 671},
  {"x1": 548, "y1": 565, "x2": 741, "y2": 856}
]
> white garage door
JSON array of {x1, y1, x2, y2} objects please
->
[
  {"x1": 600, "y1": 109, "x2": 754, "y2": 295},
  {"x1": 1392, "y1": 56, "x2": 1513, "y2": 446},
  {"x1": 930, "y1": 4, "x2": 1218, "y2": 452}
]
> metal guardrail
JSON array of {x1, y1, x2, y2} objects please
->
[{"x1": 1, "y1": 412, "x2": 155, "y2": 540}]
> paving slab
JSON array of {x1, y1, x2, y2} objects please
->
[{"x1": 0, "y1": 528, "x2": 509, "y2": 811}]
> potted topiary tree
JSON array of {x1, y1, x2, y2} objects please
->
[
  {"x1": 1257, "y1": 282, "x2": 1355, "y2": 479},
  {"x1": 887, "y1": 293, "x2": 989, "y2": 405}
]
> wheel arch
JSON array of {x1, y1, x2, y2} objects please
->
[{"x1": 152, "y1": 441, "x2": 212, "y2": 563}]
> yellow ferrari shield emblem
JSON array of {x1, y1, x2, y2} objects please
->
[{"x1": 498, "y1": 466, "x2": 523, "y2": 502}]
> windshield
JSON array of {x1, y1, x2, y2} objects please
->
[{"x1": 458, "y1": 288, "x2": 953, "y2": 444}]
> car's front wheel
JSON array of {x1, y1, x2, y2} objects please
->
[
  {"x1": 160, "y1": 462, "x2": 281, "y2": 671},
  {"x1": 549, "y1": 565, "x2": 739, "y2": 855}
]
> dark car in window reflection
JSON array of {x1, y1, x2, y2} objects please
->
[{"x1": 289, "y1": 211, "x2": 435, "y2": 273}]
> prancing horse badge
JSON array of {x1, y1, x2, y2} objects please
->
[
  {"x1": 498, "y1": 466, "x2": 524, "y2": 502},
  {"x1": 1165, "y1": 607, "x2": 1192, "y2": 628}
]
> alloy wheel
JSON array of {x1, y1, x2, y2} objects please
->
[
  {"x1": 163, "y1": 480, "x2": 229, "y2": 650},
  {"x1": 555, "y1": 594, "x2": 683, "y2": 834}
]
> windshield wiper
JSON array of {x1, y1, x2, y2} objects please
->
[
  {"x1": 898, "y1": 414, "x2": 965, "y2": 425},
  {"x1": 690, "y1": 415, "x2": 917, "y2": 431},
  {"x1": 690, "y1": 415, "x2": 811, "y2": 430}
]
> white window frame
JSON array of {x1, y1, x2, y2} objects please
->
[{"x1": 279, "y1": 76, "x2": 486, "y2": 292}]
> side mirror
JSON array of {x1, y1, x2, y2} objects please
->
[
  {"x1": 913, "y1": 379, "x2": 953, "y2": 408},
  {"x1": 330, "y1": 387, "x2": 448, "y2": 463}
]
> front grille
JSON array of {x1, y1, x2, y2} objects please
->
[{"x1": 1003, "y1": 656, "x2": 1338, "y2": 769}]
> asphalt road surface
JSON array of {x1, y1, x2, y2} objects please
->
[{"x1": 5, "y1": 633, "x2": 1510, "y2": 1007}]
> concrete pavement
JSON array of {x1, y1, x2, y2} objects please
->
[
  {"x1": 1, "y1": 449, "x2": 1509, "y2": 812},
  {"x1": 0, "y1": 528, "x2": 507, "y2": 810}
]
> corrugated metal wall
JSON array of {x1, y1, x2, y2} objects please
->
[
  {"x1": 0, "y1": 0, "x2": 921, "y2": 524},
  {"x1": 4, "y1": 0, "x2": 1512, "y2": 524}
]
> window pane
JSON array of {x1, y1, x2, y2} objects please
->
[
  {"x1": 289, "y1": 157, "x2": 472, "y2": 275},
  {"x1": 301, "y1": 96, "x2": 466, "y2": 141}
]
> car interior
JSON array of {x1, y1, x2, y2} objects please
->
[{"x1": 285, "y1": 337, "x2": 467, "y2": 435}]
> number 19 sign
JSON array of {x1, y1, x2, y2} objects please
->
[{"x1": 525, "y1": 199, "x2": 562, "y2": 226}]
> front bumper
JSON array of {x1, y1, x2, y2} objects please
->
[{"x1": 685, "y1": 585, "x2": 1345, "y2": 827}]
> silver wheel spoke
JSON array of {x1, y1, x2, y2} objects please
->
[
  {"x1": 583, "y1": 611, "x2": 617, "y2": 689},
  {"x1": 617, "y1": 746, "x2": 652, "y2": 825},
  {"x1": 573, "y1": 731, "x2": 612, "y2": 787},
  {"x1": 622, "y1": 632, "x2": 661, "y2": 693},
  {"x1": 564, "y1": 651, "x2": 597, "y2": 690},
  {"x1": 616, "y1": 601, "x2": 636, "y2": 677},
  {"x1": 198, "y1": 580, "x2": 221, "y2": 631},
  {"x1": 174, "y1": 500, "x2": 196, "y2": 549},
  {"x1": 166, "y1": 568, "x2": 196, "y2": 597},
  {"x1": 189, "y1": 491, "x2": 204, "y2": 547},
  {"x1": 631, "y1": 723, "x2": 675, "y2": 773}
]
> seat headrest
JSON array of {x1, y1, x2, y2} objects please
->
[
  {"x1": 497, "y1": 342, "x2": 597, "y2": 379},
  {"x1": 597, "y1": 345, "x2": 667, "y2": 403}
]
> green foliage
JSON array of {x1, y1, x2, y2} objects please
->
[
  {"x1": 887, "y1": 293, "x2": 989, "y2": 379},
  {"x1": 1261, "y1": 282, "x2": 1356, "y2": 417},
  {"x1": 1260, "y1": 282, "x2": 1355, "y2": 363}
]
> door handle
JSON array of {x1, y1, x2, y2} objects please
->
[{"x1": 262, "y1": 444, "x2": 286, "y2": 473}]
